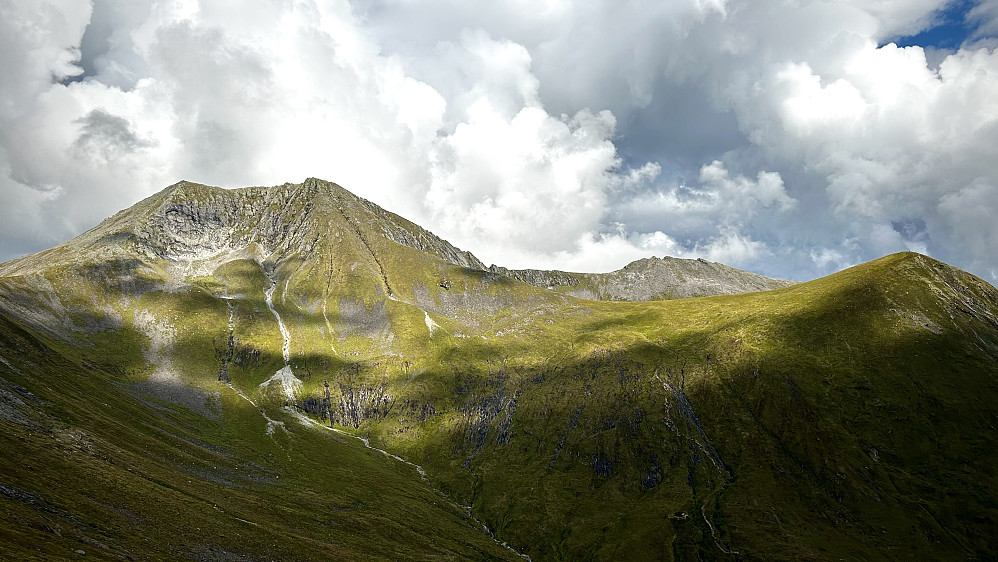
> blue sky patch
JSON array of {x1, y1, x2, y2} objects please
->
[{"x1": 894, "y1": 0, "x2": 978, "y2": 49}]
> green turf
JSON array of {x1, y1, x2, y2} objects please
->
[{"x1": 1, "y1": 178, "x2": 996, "y2": 560}]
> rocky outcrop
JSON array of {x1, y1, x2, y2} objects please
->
[
  {"x1": 330, "y1": 380, "x2": 393, "y2": 428},
  {"x1": 132, "y1": 181, "x2": 323, "y2": 263},
  {"x1": 487, "y1": 266, "x2": 583, "y2": 290}
]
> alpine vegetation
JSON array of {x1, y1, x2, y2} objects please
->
[{"x1": 1, "y1": 179, "x2": 996, "y2": 560}]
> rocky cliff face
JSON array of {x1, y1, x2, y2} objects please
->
[{"x1": 135, "y1": 182, "x2": 320, "y2": 261}]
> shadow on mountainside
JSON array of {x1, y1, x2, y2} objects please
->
[
  {"x1": 1, "y1": 250, "x2": 996, "y2": 560},
  {"x1": 340, "y1": 253, "x2": 998, "y2": 560}
]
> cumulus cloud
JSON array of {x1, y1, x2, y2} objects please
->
[
  {"x1": 614, "y1": 161, "x2": 790, "y2": 237},
  {"x1": 0, "y1": 0, "x2": 658, "y2": 273},
  {"x1": 723, "y1": 36, "x2": 998, "y2": 276},
  {"x1": 1, "y1": 0, "x2": 997, "y2": 284},
  {"x1": 969, "y1": 0, "x2": 998, "y2": 39}
]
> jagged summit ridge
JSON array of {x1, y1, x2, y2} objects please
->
[{"x1": 137, "y1": 178, "x2": 487, "y2": 270}]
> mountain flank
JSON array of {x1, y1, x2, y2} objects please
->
[{"x1": 1, "y1": 178, "x2": 996, "y2": 560}]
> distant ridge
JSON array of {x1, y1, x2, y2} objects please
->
[{"x1": 489, "y1": 256, "x2": 794, "y2": 301}]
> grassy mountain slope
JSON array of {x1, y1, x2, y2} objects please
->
[
  {"x1": 0, "y1": 282, "x2": 519, "y2": 560},
  {"x1": 1, "y1": 179, "x2": 996, "y2": 560},
  {"x1": 409, "y1": 251, "x2": 998, "y2": 559}
]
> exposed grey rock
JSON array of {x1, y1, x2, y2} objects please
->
[
  {"x1": 331, "y1": 378, "x2": 393, "y2": 428},
  {"x1": 490, "y1": 255, "x2": 795, "y2": 301},
  {"x1": 0, "y1": 377, "x2": 42, "y2": 427},
  {"x1": 336, "y1": 298, "x2": 391, "y2": 341}
]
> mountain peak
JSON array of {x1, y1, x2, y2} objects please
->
[{"x1": 2, "y1": 178, "x2": 792, "y2": 302}]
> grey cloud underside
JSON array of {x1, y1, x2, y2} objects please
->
[
  {"x1": 0, "y1": 0, "x2": 997, "y2": 284},
  {"x1": 73, "y1": 109, "x2": 155, "y2": 161}
]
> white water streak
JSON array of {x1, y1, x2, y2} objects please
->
[
  {"x1": 264, "y1": 272, "x2": 291, "y2": 365},
  {"x1": 285, "y1": 407, "x2": 427, "y2": 479},
  {"x1": 230, "y1": 385, "x2": 286, "y2": 436},
  {"x1": 260, "y1": 267, "x2": 301, "y2": 406},
  {"x1": 424, "y1": 311, "x2": 440, "y2": 335},
  {"x1": 259, "y1": 366, "x2": 301, "y2": 402},
  {"x1": 321, "y1": 300, "x2": 339, "y2": 356}
]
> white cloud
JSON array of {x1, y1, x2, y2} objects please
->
[
  {"x1": 969, "y1": 0, "x2": 998, "y2": 39},
  {"x1": 697, "y1": 229, "x2": 766, "y2": 265},
  {"x1": 810, "y1": 247, "x2": 852, "y2": 272},
  {"x1": 2, "y1": 0, "x2": 998, "y2": 284},
  {"x1": 610, "y1": 160, "x2": 793, "y2": 263},
  {"x1": 0, "y1": 1, "x2": 656, "y2": 274},
  {"x1": 0, "y1": 0, "x2": 91, "y2": 117},
  {"x1": 938, "y1": 179, "x2": 998, "y2": 261}
]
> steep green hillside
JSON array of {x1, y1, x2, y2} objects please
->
[
  {"x1": 379, "y1": 252, "x2": 998, "y2": 560},
  {"x1": 1, "y1": 179, "x2": 996, "y2": 560},
  {"x1": 0, "y1": 290, "x2": 520, "y2": 560}
]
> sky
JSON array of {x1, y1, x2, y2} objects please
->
[{"x1": 1, "y1": 0, "x2": 997, "y2": 282}]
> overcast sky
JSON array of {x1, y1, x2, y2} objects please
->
[{"x1": 1, "y1": 0, "x2": 997, "y2": 282}]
